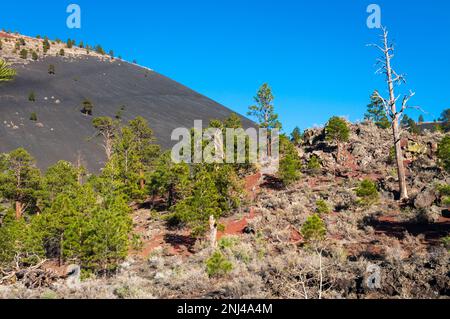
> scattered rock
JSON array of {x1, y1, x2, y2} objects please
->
[{"x1": 414, "y1": 187, "x2": 437, "y2": 209}]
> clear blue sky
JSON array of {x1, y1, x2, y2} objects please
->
[{"x1": 1, "y1": 0, "x2": 449, "y2": 133}]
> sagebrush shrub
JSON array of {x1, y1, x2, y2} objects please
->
[{"x1": 316, "y1": 199, "x2": 331, "y2": 214}]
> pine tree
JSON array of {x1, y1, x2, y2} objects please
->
[
  {"x1": 439, "y1": 109, "x2": 450, "y2": 132},
  {"x1": 301, "y1": 214, "x2": 326, "y2": 243},
  {"x1": 247, "y1": 83, "x2": 281, "y2": 156},
  {"x1": 324, "y1": 116, "x2": 350, "y2": 163},
  {"x1": 149, "y1": 152, "x2": 190, "y2": 207},
  {"x1": 0, "y1": 148, "x2": 42, "y2": 219},
  {"x1": 92, "y1": 116, "x2": 118, "y2": 160},
  {"x1": 278, "y1": 136, "x2": 302, "y2": 185},
  {"x1": 41, "y1": 161, "x2": 80, "y2": 207},
  {"x1": 290, "y1": 127, "x2": 302, "y2": 145},
  {"x1": 437, "y1": 135, "x2": 450, "y2": 173},
  {"x1": 19, "y1": 49, "x2": 28, "y2": 59},
  {"x1": 172, "y1": 167, "x2": 222, "y2": 236},
  {"x1": 81, "y1": 99, "x2": 93, "y2": 115},
  {"x1": 418, "y1": 115, "x2": 424, "y2": 123},
  {"x1": 365, "y1": 91, "x2": 390, "y2": 129},
  {"x1": 127, "y1": 116, "x2": 160, "y2": 190},
  {"x1": 48, "y1": 64, "x2": 55, "y2": 75},
  {"x1": 28, "y1": 91, "x2": 36, "y2": 102}
]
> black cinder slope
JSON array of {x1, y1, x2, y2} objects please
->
[{"x1": 0, "y1": 56, "x2": 253, "y2": 171}]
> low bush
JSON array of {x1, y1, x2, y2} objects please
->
[
  {"x1": 205, "y1": 251, "x2": 233, "y2": 278},
  {"x1": 316, "y1": 199, "x2": 331, "y2": 214},
  {"x1": 355, "y1": 179, "x2": 379, "y2": 205}
]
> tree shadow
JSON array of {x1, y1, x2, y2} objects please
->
[
  {"x1": 260, "y1": 174, "x2": 285, "y2": 190},
  {"x1": 366, "y1": 218, "x2": 450, "y2": 244},
  {"x1": 163, "y1": 234, "x2": 197, "y2": 253}
]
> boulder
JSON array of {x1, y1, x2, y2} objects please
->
[{"x1": 414, "y1": 187, "x2": 437, "y2": 209}]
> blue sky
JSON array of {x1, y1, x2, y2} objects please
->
[{"x1": 1, "y1": 0, "x2": 449, "y2": 133}]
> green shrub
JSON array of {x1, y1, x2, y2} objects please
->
[
  {"x1": 356, "y1": 179, "x2": 379, "y2": 205},
  {"x1": 307, "y1": 155, "x2": 321, "y2": 173},
  {"x1": 437, "y1": 135, "x2": 450, "y2": 173},
  {"x1": 218, "y1": 236, "x2": 239, "y2": 249},
  {"x1": 59, "y1": 48, "x2": 65, "y2": 56},
  {"x1": 301, "y1": 214, "x2": 326, "y2": 242},
  {"x1": 31, "y1": 51, "x2": 38, "y2": 61},
  {"x1": 438, "y1": 184, "x2": 450, "y2": 206},
  {"x1": 442, "y1": 236, "x2": 450, "y2": 251},
  {"x1": 316, "y1": 199, "x2": 331, "y2": 214},
  {"x1": 205, "y1": 251, "x2": 233, "y2": 277},
  {"x1": 29, "y1": 112, "x2": 37, "y2": 121}
]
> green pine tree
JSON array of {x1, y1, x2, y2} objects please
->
[{"x1": 365, "y1": 91, "x2": 390, "y2": 129}]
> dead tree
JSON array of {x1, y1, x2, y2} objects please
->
[{"x1": 369, "y1": 27, "x2": 418, "y2": 201}]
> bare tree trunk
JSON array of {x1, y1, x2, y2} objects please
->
[
  {"x1": 139, "y1": 169, "x2": 145, "y2": 190},
  {"x1": 371, "y1": 28, "x2": 412, "y2": 201},
  {"x1": 15, "y1": 201, "x2": 22, "y2": 220},
  {"x1": 392, "y1": 119, "x2": 408, "y2": 199},
  {"x1": 209, "y1": 215, "x2": 218, "y2": 249},
  {"x1": 383, "y1": 32, "x2": 408, "y2": 200},
  {"x1": 76, "y1": 151, "x2": 83, "y2": 185}
]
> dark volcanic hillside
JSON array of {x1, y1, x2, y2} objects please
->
[{"x1": 0, "y1": 55, "x2": 252, "y2": 171}]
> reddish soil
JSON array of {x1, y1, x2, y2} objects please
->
[
  {"x1": 244, "y1": 172, "x2": 262, "y2": 200},
  {"x1": 0, "y1": 32, "x2": 14, "y2": 39},
  {"x1": 131, "y1": 172, "x2": 264, "y2": 258},
  {"x1": 217, "y1": 207, "x2": 258, "y2": 240}
]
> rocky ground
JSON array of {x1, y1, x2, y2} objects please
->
[{"x1": 0, "y1": 122, "x2": 449, "y2": 299}]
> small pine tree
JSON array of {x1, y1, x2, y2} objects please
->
[
  {"x1": 316, "y1": 199, "x2": 331, "y2": 214},
  {"x1": 29, "y1": 112, "x2": 37, "y2": 121},
  {"x1": 66, "y1": 38, "x2": 73, "y2": 49},
  {"x1": 356, "y1": 179, "x2": 379, "y2": 205},
  {"x1": 325, "y1": 116, "x2": 350, "y2": 162},
  {"x1": 301, "y1": 214, "x2": 326, "y2": 243},
  {"x1": 437, "y1": 135, "x2": 450, "y2": 173},
  {"x1": 95, "y1": 45, "x2": 105, "y2": 55},
  {"x1": 365, "y1": 91, "x2": 391, "y2": 129},
  {"x1": 307, "y1": 155, "x2": 321, "y2": 174},
  {"x1": 28, "y1": 92, "x2": 36, "y2": 102},
  {"x1": 418, "y1": 115, "x2": 424, "y2": 123},
  {"x1": 290, "y1": 126, "x2": 302, "y2": 145},
  {"x1": 48, "y1": 64, "x2": 55, "y2": 75},
  {"x1": 43, "y1": 39, "x2": 50, "y2": 54},
  {"x1": 439, "y1": 109, "x2": 450, "y2": 132},
  {"x1": 20, "y1": 48, "x2": 28, "y2": 59},
  {"x1": 279, "y1": 136, "x2": 301, "y2": 185},
  {"x1": 205, "y1": 251, "x2": 233, "y2": 277},
  {"x1": 81, "y1": 99, "x2": 94, "y2": 116},
  {"x1": 59, "y1": 48, "x2": 65, "y2": 56},
  {"x1": 31, "y1": 51, "x2": 38, "y2": 61}
]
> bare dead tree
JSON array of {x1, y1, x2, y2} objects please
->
[{"x1": 368, "y1": 27, "x2": 419, "y2": 200}]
